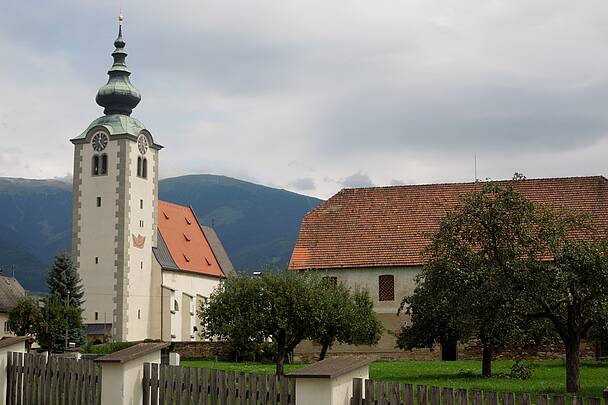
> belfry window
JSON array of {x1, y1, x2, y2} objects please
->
[
  {"x1": 142, "y1": 158, "x2": 148, "y2": 179},
  {"x1": 137, "y1": 157, "x2": 148, "y2": 179},
  {"x1": 101, "y1": 154, "x2": 108, "y2": 175},
  {"x1": 92, "y1": 155, "x2": 100, "y2": 176}
]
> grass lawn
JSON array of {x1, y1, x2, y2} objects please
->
[{"x1": 181, "y1": 359, "x2": 608, "y2": 398}]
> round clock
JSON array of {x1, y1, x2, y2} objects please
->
[
  {"x1": 91, "y1": 131, "x2": 108, "y2": 152},
  {"x1": 137, "y1": 135, "x2": 149, "y2": 155}
]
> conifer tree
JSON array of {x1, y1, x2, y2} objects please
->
[{"x1": 46, "y1": 251, "x2": 85, "y2": 346}]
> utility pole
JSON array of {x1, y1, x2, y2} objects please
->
[{"x1": 64, "y1": 290, "x2": 70, "y2": 350}]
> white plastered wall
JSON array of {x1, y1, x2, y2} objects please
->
[
  {"x1": 0, "y1": 313, "x2": 13, "y2": 338},
  {"x1": 162, "y1": 270, "x2": 221, "y2": 341},
  {"x1": 123, "y1": 139, "x2": 159, "y2": 342},
  {"x1": 76, "y1": 133, "x2": 120, "y2": 328},
  {"x1": 297, "y1": 266, "x2": 421, "y2": 353}
]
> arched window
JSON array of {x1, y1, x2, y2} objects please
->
[
  {"x1": 137, "y1": 157, "x2": 142, "y2": 177},
  {"x1": 92, "y1": 155, "x2": 100, "y2": 176},
  {"x1": 100, "y1": 154, "x2": 108, "y2": 175},
  {"x1": 378, "y1": 274, "x2": 395, "y2": 301},
  {"x1": 142, "y1": 158, "x2": 148, "y2": 179}
]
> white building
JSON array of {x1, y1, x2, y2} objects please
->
[{"x1": 71, "y1": 21, "x2": 234, "y2": 343}]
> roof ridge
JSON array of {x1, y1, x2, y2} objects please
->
[{"x1": 339, "y1": 175, "x2": 607, "y2": 192}]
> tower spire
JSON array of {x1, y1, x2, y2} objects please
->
[{"x1": 95, "y1": 15, "x2": 141, "y2": 116}]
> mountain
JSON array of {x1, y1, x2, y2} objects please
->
[{"x1": 0, "y1": 175, "x2": 322, "y2": 292}]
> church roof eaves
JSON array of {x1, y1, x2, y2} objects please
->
[{"x1": 71, "y1": 114, "x2": 163, "y2": 149}]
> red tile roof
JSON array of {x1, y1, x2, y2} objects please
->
[
  {"x1": 158, "y1": 200, "x2": 225, "y2": 278},
  {"x1": 288, "y1": 176, "x2": 608, "y2": 270}
]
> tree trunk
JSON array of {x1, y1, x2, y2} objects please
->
[
  {"x1": 276, "y1": 332, "x2": 286, "y2": 376},
  {"x1": 481, "y1": 344, "x2": 492, "y2": 377},
  {"x1": 441, "y1": 339, "x2": 458, "y2": 361},
  {"x1": 319, "y1": 342, "x2": 330, "y2": 361},
  {"x1": 564, "y1": 337, "x2": 581, "y2": 392}
]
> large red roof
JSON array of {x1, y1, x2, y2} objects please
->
[
  {"x1": 289, "y1": 176, "x2": 608, "y2": 270},
  {"x1": 157, "y1": 200, "x2": 225, "y2": 278}
]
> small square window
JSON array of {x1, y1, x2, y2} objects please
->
[{"x1": 96, "y1": 197, "x2": 102, "y2": 207}]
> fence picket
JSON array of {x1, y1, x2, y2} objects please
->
[
  {"x1": 519, "y1": 393, "x2": 530, "y2": 405},
  {"x1": 443, "y1": 387, "x2": 454, "y2": 405},
  {"x1": 456, "y1": 389, "x2": 467, "y2": 405},
  {"x1": 553, "y1": 396, "x2": 566, "y2": 405},
  {"x1": 416, "y1": 385, "x2": 427, "y2": 405},
  {"x1": 279, "y1": 376, "x2": 288, "y2": 405},
  {"x1": 202, "y1": 368, "x2": 209, "y2": 405},
  {"x1": 430, "y1": 386, "x2": 441, "y2": 405},
  {"x1": 588, "y1": 398, "x2": 602, "y2": 405},
  {"x1": 388, "y1": 382, "x2": 397, "y2": 405},
  {"x1": 472, "y1": 390, "x2": 482, "y2": 405},
  {"x1": 211, "y1": 369, "x2": 218, "y2": 405}
]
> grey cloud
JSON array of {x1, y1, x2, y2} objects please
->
[
  {"x1": 339, "y1": 172, "x2": 374, "y2": 188},
  {"x1": 288, "y1": 177, "x2": 316, "y2": 191},
  {"x1": 316, "y1": 81, "x2": 608, "y2": 157},
  {"x1": 390, "y1": 179, "x2": 406, "y2": 186}
]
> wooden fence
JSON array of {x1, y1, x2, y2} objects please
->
[
  {"x1": 6, "y1": 351, "x2": 101, "y2": 405},
  {"x1": 142, "y1": 363, "x2": 296, "y2": 405},
  {"x1": 351, "y1": 379, "x2": 608, "y2": 405}
]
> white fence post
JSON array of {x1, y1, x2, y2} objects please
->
[
  {"x1": 287, "y1": 355, "x2": 373, "y2": 405},
  {"x1": 95, "y1": 342, "x2": 169, "y2": 405},
  {"x1": 0, "y1": 337, "x2": 29, "y2": 403}
]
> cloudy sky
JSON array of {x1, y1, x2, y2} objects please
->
[{"x1": 2, "y1": 0, "x2": 608, "y2": 198}]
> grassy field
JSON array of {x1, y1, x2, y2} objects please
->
[{"x1": 181, "y1": 359, "x2": 608, "y2": 398}]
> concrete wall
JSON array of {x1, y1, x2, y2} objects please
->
[{"x1": 162, "y1": 270, "x2": 221, "y2": 342}]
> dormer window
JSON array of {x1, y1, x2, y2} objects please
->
[
  {"x1": 185, "y1": 217, "x2": 192, "y2": 225},
  {"x1": 184, "y1": 234, "x2": 191, "y2": 242},
  {"x1": 183, "y1": 253, "x2": 190, "y2": 262}
]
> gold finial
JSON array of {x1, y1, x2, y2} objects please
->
[{"x1": 118, "y1": 14, "x2": 124, "y2": 26}]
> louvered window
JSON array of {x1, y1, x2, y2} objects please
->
[{"x1": 378, "y1": 275, "x2": 394, "y2": 301}]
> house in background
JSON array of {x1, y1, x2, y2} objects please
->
[
  {"x1": 289, "y1": 176, "x2": 608, "y2": 357},
  {"x1": 0, "y1": 275, "x2": 26, "y2": 338}
]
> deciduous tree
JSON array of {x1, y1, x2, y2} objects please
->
[
  {"x1": 311, "y1": 282, "x2": 381, "y2": 360},
  {"x1": 7, "y1": 297, "x2": 41, "y2": 351}
]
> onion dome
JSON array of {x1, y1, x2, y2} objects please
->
[{"x1": 95, "y1": 19, "x2": 141, "y2": 116}]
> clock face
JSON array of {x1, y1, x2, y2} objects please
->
[
  {"x1": 138, "y1": 135, "x2": 149, "y2": 155},
  {"x1": 91, "y1": 132, "x2": 108, "y2": 152}
]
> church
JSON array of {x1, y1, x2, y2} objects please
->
[{"x1": 70, "y1": 19, "x2": 234, "y2": 343}]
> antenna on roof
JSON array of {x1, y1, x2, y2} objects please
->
[{"x1": 474, "y1": 152, "x2": 478, "y2": 182}]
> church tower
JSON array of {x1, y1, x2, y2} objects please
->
[{"x1": 71, "y1": 18, "x2": 162, "y2": 342}]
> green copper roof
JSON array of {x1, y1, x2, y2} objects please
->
[
  {"x1": 95, "y1": 24, "x2": 141, "y2": 116},
  {"x1": 75, "y1": 114, "x2": 147, "y2": 140}
]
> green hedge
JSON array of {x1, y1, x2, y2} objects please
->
[{"x1": 80, "y1": 339, "x2": 162, "y2": 355}]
